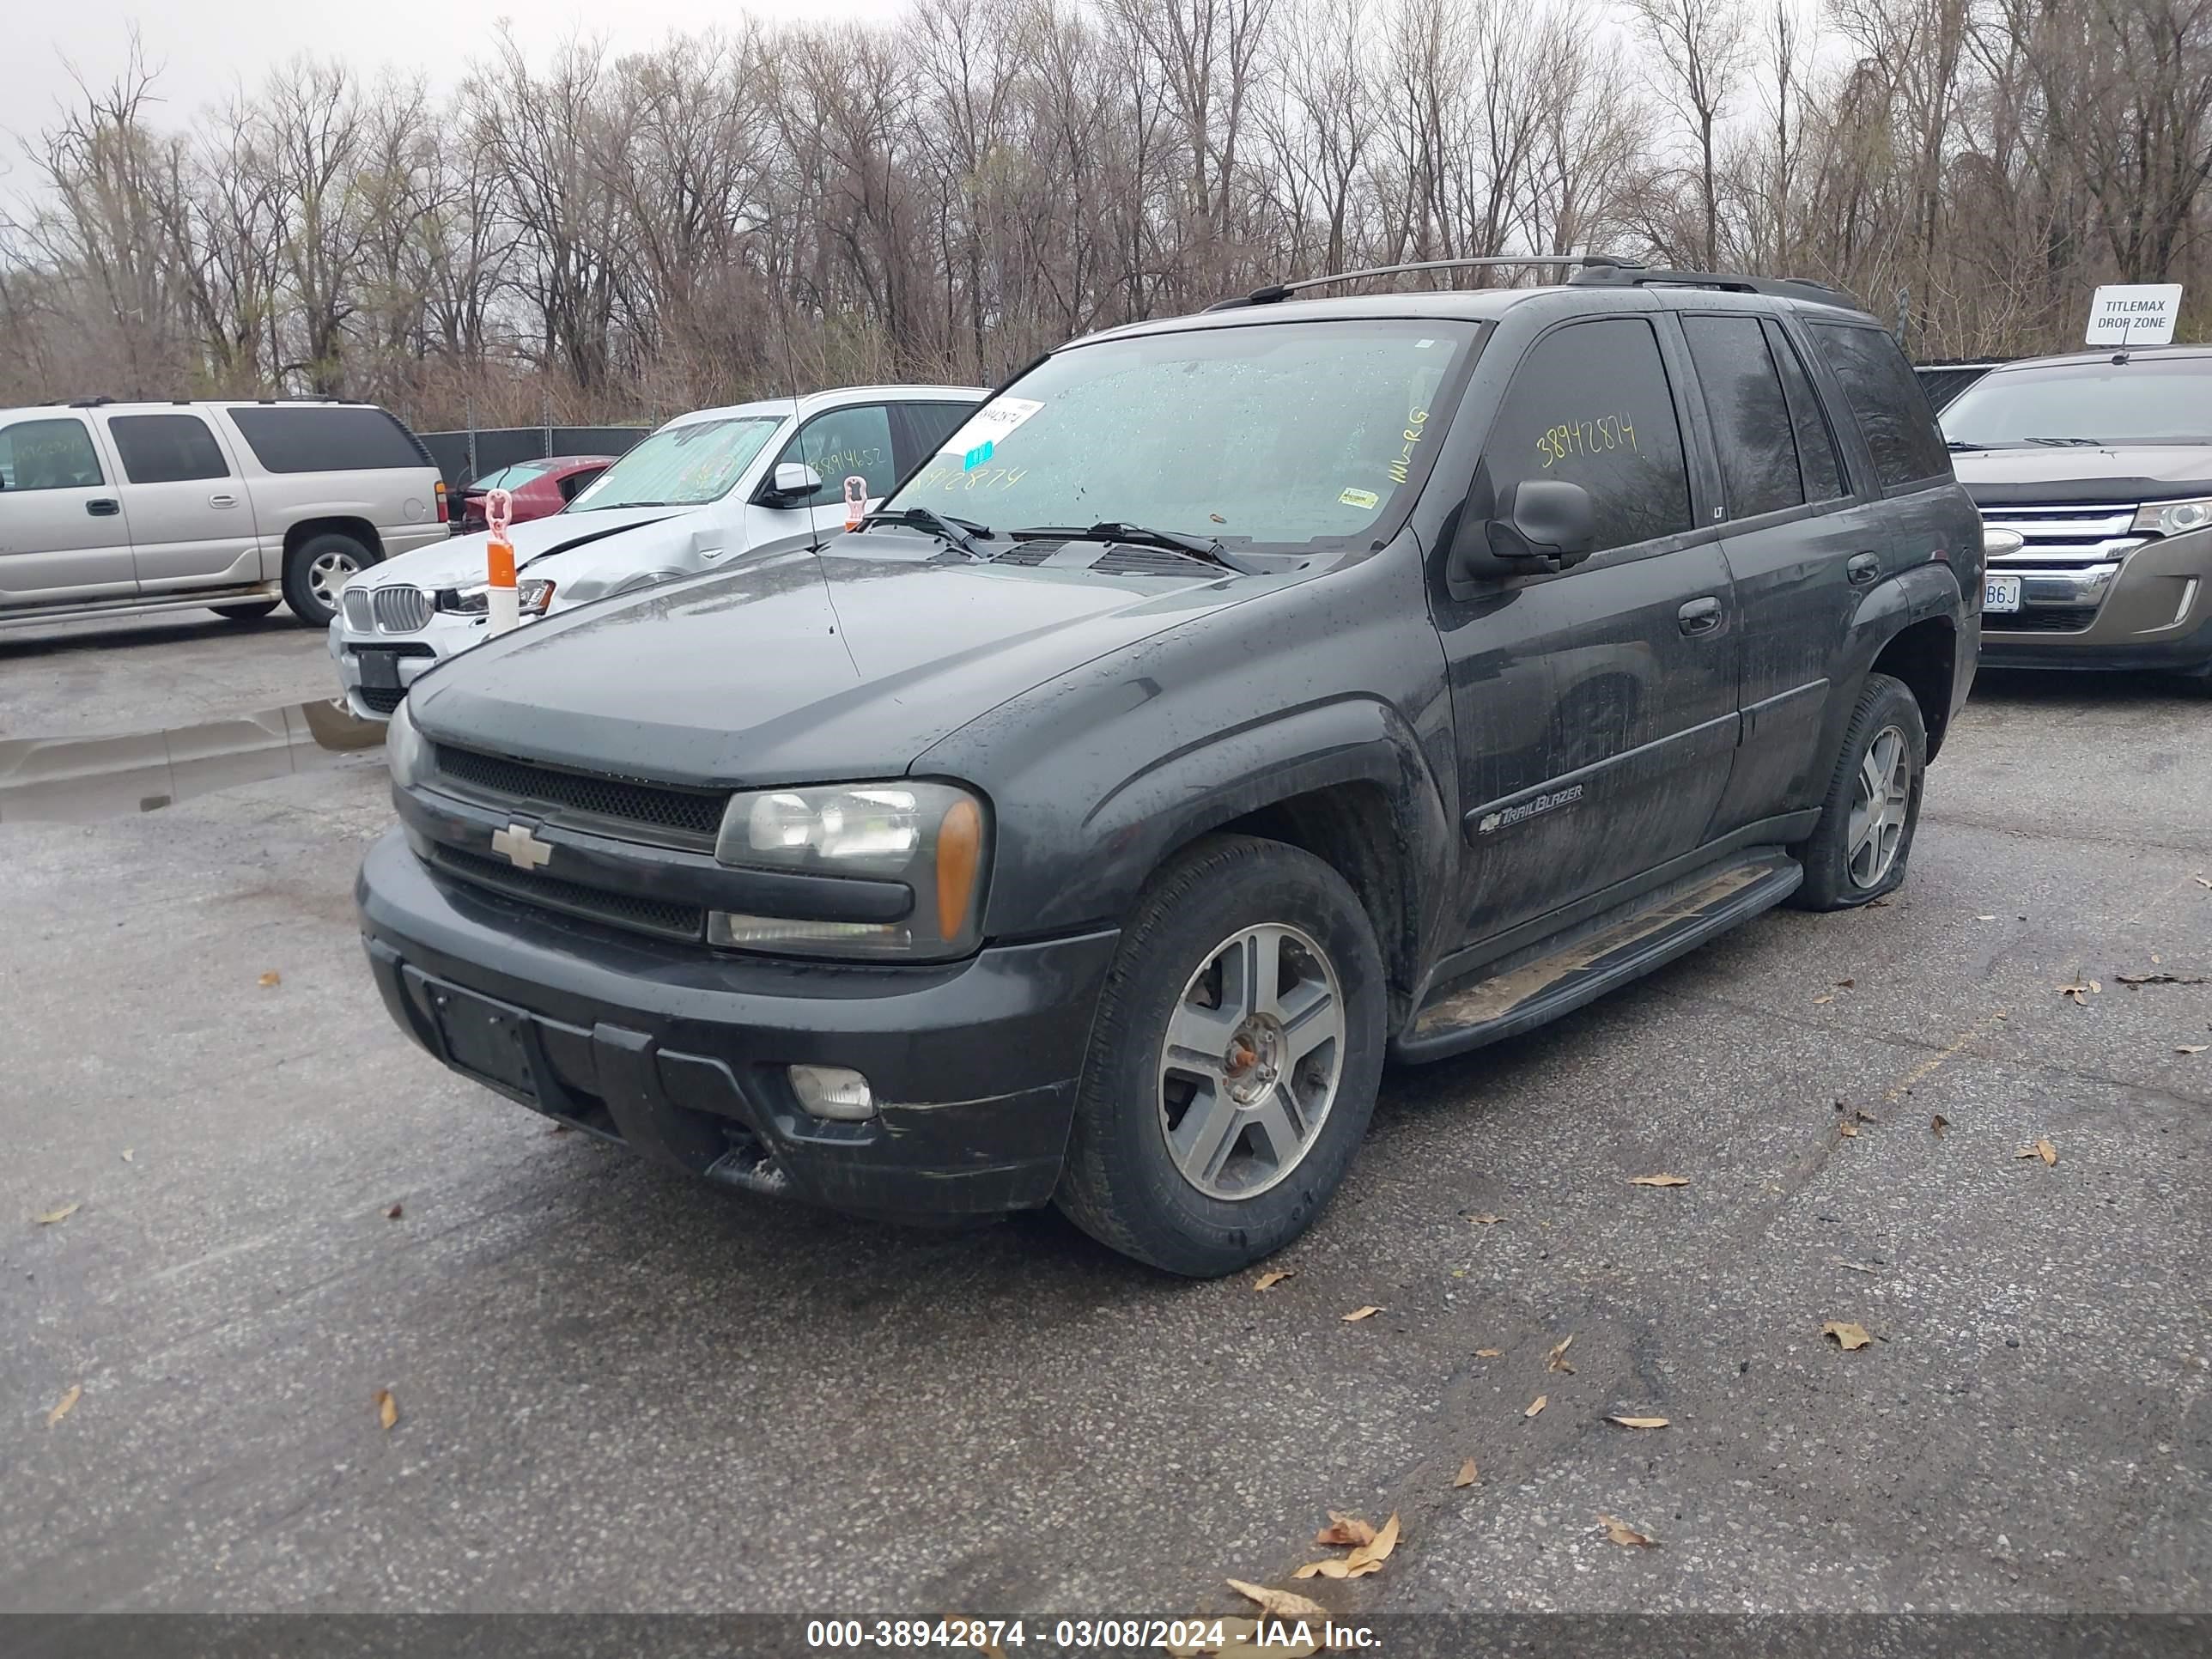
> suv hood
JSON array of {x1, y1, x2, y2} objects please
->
[
  {"x1": 1953, "y1": 445, "x2": 2212, "y2": 507},
  {"x1": 408, "y1": 537, "x2": 1255, "y2": 787},
  {"x1": 356, "y1": 505, "x2": 690, "y2": 590}
]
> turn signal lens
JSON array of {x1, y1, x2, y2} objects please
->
[{"x1": 936, "y1": 798, "x2": 981, "y2": 940}]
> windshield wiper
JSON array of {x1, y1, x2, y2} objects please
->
[
  {"x1": 859, "y1": 506, "x2": 994, "y2": 560},
  {"x1": 2021, "y1": 436, "x2": 2106, "y2": 447},
  {"x1": 1010, "y1": 521, "x2": 1249, "y2": 573},
  {"x1": 1945, "y1": 439, "x2": 1987, "y2": 452}
]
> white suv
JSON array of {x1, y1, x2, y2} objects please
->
[
  {"x1": 329, "y1": 385, "x2": 983, "y2": 719},
  {"x1": 0, "y1": 399, "x2": 448, "y2": 630}
]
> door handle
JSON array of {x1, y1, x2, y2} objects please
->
[
  {"x1": 209, "y1": 493, "x2": 239, "y2": 508},
  {"x1": 86, "y1": 498, "x2": 119, "y2": 517},
  {"x1": 1677, "y1": 595, "x2": 1723, "y2": 636},
  {"x1": 1846, "y1": 552, "x2": 1881, "y2": 586}
]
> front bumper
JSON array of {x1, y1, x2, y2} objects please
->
[
  {"x1": 328, "y1": 611, "x2": 483, "y2": 720},
  {"x1": 356, "y1": 829, "x2": 1117, "y2": 1219},
  {"x1": 1981, "y1": 532, "x2": 2212, "y2": 675}
]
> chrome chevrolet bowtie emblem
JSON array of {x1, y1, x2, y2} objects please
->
[{"x1": 490, "y1": 823, "x2": 552, "y2": 872}]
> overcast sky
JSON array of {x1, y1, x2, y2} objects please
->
[{"x1": 1, "y1": 0, "x2": 909, "y2": 161}]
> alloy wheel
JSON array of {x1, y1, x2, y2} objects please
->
[{"x1": 1846, "y1": 723, "x2": 1912, "y2": 888}]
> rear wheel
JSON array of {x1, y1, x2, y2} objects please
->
[
  {"x1": 1788, "y1": 672, "x2": 1927, "y2": 911},
  {"x1": 1054, "y1": 835, "x2": 1386, "y2": 1277},
  {"x1": 282, "y1": 532, "x2": 374, "y2": 626},
  {"x1": 210, "y1": 600, "x2": 279, "y2": 622}
]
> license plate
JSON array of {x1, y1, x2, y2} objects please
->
[
  {"x1": 358, "y1": 650, "x2": 403, "y2": 691},
  {"x1": 429, "y1": 983, "x2": 538, "y2": 1098},
  {"x1": 1983, "y1": 574, "x2": 2022, "y2": 614}
]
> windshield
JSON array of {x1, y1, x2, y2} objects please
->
[
  {"x1": 1942, "y1": 358, "x2": 2212, "y2": 447},
  {"x1": 881, "y1": 319, "x2": 1479, "y2": 549},
  {"x1": 567, "y1": 416, "x2": 782, "y2": 511}
]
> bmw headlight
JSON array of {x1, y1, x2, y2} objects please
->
[
  {"x1": 436, "y1": 578, "x2": 556, "y2": 616},
  {"x1": 709, "y1": 781, "x2": 989, "y2": 960},
  {"x1": 386, "y1": 696, "x2": 427, "y2": 790},
  {"x1": 2132, "y1": 498, "x2": 2212, "y2": 537}
]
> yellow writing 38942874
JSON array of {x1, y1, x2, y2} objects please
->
[{"x1": 1537, "y1": 414, "x2": 1638, "y2": 468}]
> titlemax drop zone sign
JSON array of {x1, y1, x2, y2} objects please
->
[{"x1": 2086, "y1": 283, "x2": 2184, "y2": 347}]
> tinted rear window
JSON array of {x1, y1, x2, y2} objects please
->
[
  {"x1": 1807, "y1": 325, "x2": 1949, "y2": 487},
  {"x1": 225, "y1": 406, "x2": 428, "y2": 474},
  {"x1": 110, "y1": 413, "x2": 230, "y2": 483}
]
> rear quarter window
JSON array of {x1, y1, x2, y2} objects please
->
[
  {"x1": 1807, "y1": 324, "x2": 1950, "y2": 488},
  {"x1": 225, "y1": 406, "x2": 431, "y2": 474}
]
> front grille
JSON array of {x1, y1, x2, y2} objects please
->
[
  {"x1": 372, "y1": 585, "x2": 434, "y2": 633},
  {"x1": 341, "y1": 586, "x2": 374, "y2": 630},
  {"x1": 428, "y1": 845, "x2": 706, "y2": 941},
  {"x1": 1989, "y1": 605, "x2": 2100, "y2": 634},
  {"x1": 1978, "y1": 504, "x2": 2143, "y2": 570},
  {"x1": 432, "y1": 744, "x2": 727, "y2": 843},
  {"x1": 359, "y1": 684, "x2": 406, "y2": 714}
]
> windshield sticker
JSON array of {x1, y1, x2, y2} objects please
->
[
  {"x1": 1538, "y1": 415, "x2": 1638, "y2": 469},
  {"x1": 1339, "y1": 486, "x2": 1380, "y2": 509},
  {"x1": 961, "y1": 439, "x2": 994, "y2": 471},
  {"x1": 938, "y1": 397, "x2": 1045, "y2": 462},
  {"x1": 1388, "y1": 407, "x2": 1430, "y2": 485}
]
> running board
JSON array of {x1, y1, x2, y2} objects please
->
[{"x1": 1395, "y1": 848, "x2": 1802, "y2": 1062}]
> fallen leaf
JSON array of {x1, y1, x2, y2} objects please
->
[
  {"x1": 1597, "y1": 1513, "x2": 1659, "y2": 1547},
  {"x1": 373, "y1": 1388, "x2": 398, "y2": 1431},
  {"x1": 1607, "y1": 1414, "x2": 1669, "y2": 1431},
  {"x1": 258, "y1": 970, "x2": 281, "y2": 988},
  {"x1": 120, "y1": 1149, "x2": 133, "y2": 1164},
  {"x1": 385, "y1": 1203, "x2": 404, "y2": 1221},
  {"x1": 2059, "y1": 980, "x2": 2100, "y2": 1006},
  {"x1": 1224, "y1": 1580, "x2": 1328, "y2": 1622},
  {"x1": 1812, "y1": 994, "x2": 1835, "y2": 1005},
  {"x1": 1832, "y1": 1256, "x2": 1880, "y2": 1275},
  {"x1": 1253, "y1": 1269, "x2": 1294, "y2": 1291},
  {"x1": 1839, "y1": 1122, "x2": 1859, "y2": 1139},
  {"x1": 1546, "y1": 1334, "x2": 1576, "y2": 1373},
  {"x1": 1454, "y1": 1457, "x2": 1479, "y2": 1487},
  {"x1": 34, "y1": 1202, "x2": 81, "y2": 1225},
  {"x1": 1341, "y1": 1304, "x2": 1384, "y2": 1322},
  {"x1": 2195, "y1": 875, "x2": 2212, "y2": 889},
  {"x1": 1467, "y1": 1212, "x2": 1505, "y2": 1225},
  {"x1": 2178, "y1": 1045, "x2": 2209, "y2": 1056},
  {"x1": 2117, "y1": 972, "x2": 2209, "y2": 987},
  {"x1": 1822, "y1": 1321, "x2": 1873, "y2": 1351},
  {"x1": 1976, "y1": 914, "x2": 1996, "y2": 921},
  {"x1": 1291, "y1": 1559, "x2": 1349, "y2": 1580},
  {"x1": 46, "y1": 1384, "x2": 82, "y2": 1427},
  {"x1": 1345, "y1": 1512, "x2": 1401, "y2": 1572},
  {"x1": 2016, "y1": 1138, "x2": 2057, "y2": 1166},
  {"x1": 1314, "y1": 1511, "x2": 1378, "y2": 1548},
  {"x1": 1836, "y1": 977, "x2": 1856, "y2": 988},
  {"x1": 1627, "y1": 1173, "x2": 1689, "y2": 1188},
  {"x1": 1931, "y1": 1115, "x2": 1949, "y2": 1138},
  {"x1": 1525, "y1": 1394, "x2": 1548, "y2": 1418},
  {"x1": 1475, "y1": 1347, "x2": 1502, "y2": 1358}
]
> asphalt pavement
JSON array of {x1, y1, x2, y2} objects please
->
[{"x1": 3, "y1": 615, "x2": 2209, "y2": 1620}]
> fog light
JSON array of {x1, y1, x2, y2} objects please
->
[{"x1": 788, "y1": 1064, "x2": 875, "y2": 1121}]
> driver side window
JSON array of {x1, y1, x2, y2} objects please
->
[
  {"x1": 0, "y1": 418, "x2": 105, "y2": 492},
  {"x1": 1486, "y1": 319, "x2": 1693, "y2": 556},
  {"x1": 775, "y1": 404, "x2": 896, "y2": 507}
]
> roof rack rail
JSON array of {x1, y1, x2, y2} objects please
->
[
  {"x1": 1566, "y1": 263, "x2": 1865, "y2": 310},
  {"x1": 67, "y1": 396, "x2": 116, "y2": 409},
  {"x1": 1204, "y1": 253, "x2": 1637, "y2": 313}
]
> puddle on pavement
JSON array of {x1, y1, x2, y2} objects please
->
[{"x1": 0, "y1": 699, "x2": 385, "y2": 824}]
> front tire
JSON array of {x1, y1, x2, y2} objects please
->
[
  {"x1": 282, "y1": 532, "x2": 374, "y2": 626},
  {"x1": 1789, "y1": 672, "x2": 1927, "y2": 911},
  {"x1": 1054, "y1": 835, "x2": 1387, "y2": 1277},
  {"x1": 210, "y1": 600, "x2": 280, "y2": 622}
]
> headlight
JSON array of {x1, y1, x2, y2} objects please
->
[
  {"x1": 386, "y1": 696, "x2": 427, "y2": 789},
  {"x1": 437, "y1": 578, "x2": 555, "y2": 616},
  {"x1": 2131, "y1": 498, "x2": 2212, "y2": 536},
  {"x1": 709, "y1": 781, "x2": 989, "y2": 960}
]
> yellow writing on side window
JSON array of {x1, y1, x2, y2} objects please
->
[
  {"x1": 1388, "y1": 407, "x2": 1430, "y2": 486},
  {"x1": 1536, "y1": 414, "x2": 1639, "y2": 469}
]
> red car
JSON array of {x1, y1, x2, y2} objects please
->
[{"x1": 453, "y1": 455, "x2": 616, "y2": 534}]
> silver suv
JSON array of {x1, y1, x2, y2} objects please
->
[
  {"x1": 0, "y1": 398, "x2": 448, "y2": 631},
  {"x1": 330, "y1": 385, "x2": 983, "y2": 719}
]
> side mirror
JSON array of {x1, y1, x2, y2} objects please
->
[
  {"x1": 1449, "y1": 478, "x2": 1597, "y2": 585},
  {"x1": 765, "y1": 461, "x2": 823, "y2": 503}
]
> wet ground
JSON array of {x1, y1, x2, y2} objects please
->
[{"x1": 2, "y1": 616, "x2": 2209, "y2": 1621}]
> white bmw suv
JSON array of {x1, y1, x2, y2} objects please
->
[{"x1": 330, "y1": 385, "x2": 984, "y2": 719}]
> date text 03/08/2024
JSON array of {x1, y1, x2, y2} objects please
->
[{"x1": 805, "y1": 1616, "x2": 1385, "y2": 1651}]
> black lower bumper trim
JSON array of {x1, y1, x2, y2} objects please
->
[{"x1": 1980, "y1": 615, "x2": 2212, "y2": 675}]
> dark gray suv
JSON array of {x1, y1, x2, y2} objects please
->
[{"x1": 356, "y1": 258, "x2": 1980, "y2": 1275}]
